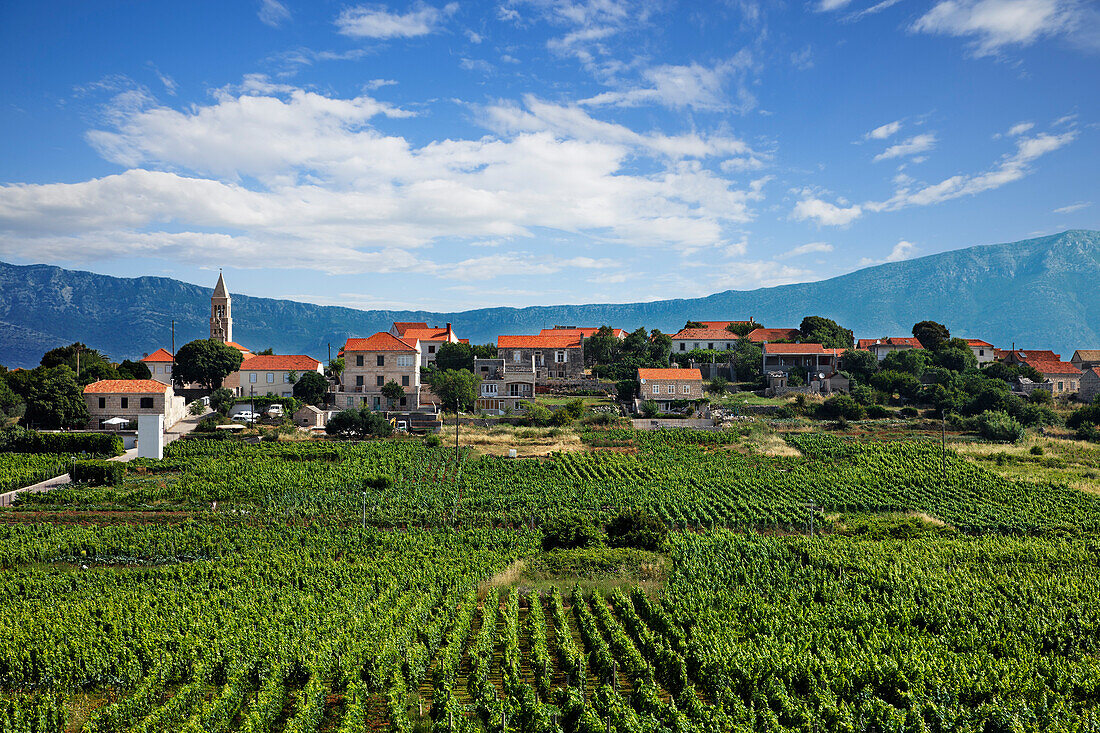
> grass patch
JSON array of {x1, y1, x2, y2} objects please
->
[
  {"x1": 952, "y1": 435, "x2": 1100, "y2": 494},
  {"x1": 828, "y1": 511, "x2": 955, "y2": 538},
  {"x1": 483, "y1": 547, "x2": 667, "y2": 596}
]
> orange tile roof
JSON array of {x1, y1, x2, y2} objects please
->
[
  {"x1": 498, "y1": 334, "x2": 583, "y2": 349},
  {"x1": 1027, "y1": 359, "x2": 1081, "y2": 376},
  {"x1": 764, "y1": 343, "x2": 840, "y2": 355},
  {"x1": 537, "y1": 327, "x2": 627, "y2": 339},
  {"x1": 1087, "y1": 367, "x2": 1100, "y2": 379},
  {"x1": 344, "y1": 333, "x2": 418, "y2": 352},
  {"x1": 225, "y1": 341, "x2": 252, "y2": 355},
  {"x1": 238, "y1": 355, "x2": 322, "y2": 371},
  {"x1": 863, "y1": 337, "x2": 922, "y2": 349},
  {"x1": 458, "y1": 338, "x2": 470, "y2": 344},
  {"x1": 392, "y1": 322, "x2": 429, "y2": 335},
  {"x1": 1009, "y1": 349, "x2": 1061, "y2": 362},
  {"x1": 671, "y1": 328, "x2": 741, "y2": 341},
  {"x1": 698, "y1": 321, "x2": 751, "y2": 329},
  {"x1": 400, "y1": 327, "x2": 453, "y2": 341},
  {"x1": 638, "y1": 368, "x2": 703, "y2": 381},
  {"x1": 963, "y1": 339, "x2": 995, "y2": 348},
  {"x1": 141, "y1": 348, "x2": 174, "y2": 362},
  {"x1": 746, "y1": 328, "x2": 801, "y2": 343},
  {"x1": 84, "y1": 379, "x2": 168, "y2": 394}
]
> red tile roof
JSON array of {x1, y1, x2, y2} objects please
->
[
  {"x1": 498, "y1": 334, "x2": 583, "y2": 349},
  {"x1": 344, "y1": 333, "x2": 419, "y2": 352},
  {"x1": 458, "y1": 338, "x2": 470, "y2": 344},
  {"x1": 638, "y1": 368, "x2": 702, "y2": 381},
  {"x1": 84, "y1": 379, "x2": 168, "y2": 394},
  {"x1": 225, "y1": 341, "x2": 251, "y2": 353},
  {"x1": 764, "y1": 343, "x2": 843, "y2": 355},
  {"x1": 746, "y1": 328, "x2": 801, "y2": 342},
  {"x1": 238, "y1": 355, "x2": 322, "y2": 371},
  {"x1": 141, "y1": 348, "x2": 174, "y2": 362},
  {"x1": 391, "y1": 322, "x2": 428, "y2": 334},
  {"x1": 697, "y1": 321, "x2": 751, "y2": 329},
  {"x1": 671, "y1": 328, "x2": 742, "y2": 341},
  {"x1": 1009, "y1": 349, "x2": 1061, "y2": 362},
  {"x1": 538, "y1": 327, "x2": 627, "y2": 339},
  {"x1": 1088, "y1": 367, "x2": 1100, "y2": 379},
  {"x1": 400, "y1": 327, "x2": 453, "y2": 342},
  {"x1": 1027, "y1": 360, "x2": 1081, "y2": 376},
  {"x1": 963, "y1": 339, "x2": 995, "y2": 348}
]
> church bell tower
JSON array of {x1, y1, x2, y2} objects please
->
[{"x1": 210, "y1": 272, "x2": 233, "y2": 343}]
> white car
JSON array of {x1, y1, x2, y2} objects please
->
[
  {"x1": 233, "y1": 411, "x2": 258, "y2": 423},
  {"x1": 267, "y1": 404, "x2": 284, "y2": 417}
]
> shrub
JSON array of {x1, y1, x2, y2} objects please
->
[
  {"x1": 562, "y1": 398, "x2": 586, "y2": 420},
  {"x1": 865, "y1": 404, "x2": 891, "y2": 419},
  {"x1": 548, "y1": 408, "x2": 574, "y2": 426},
  {"x1": 706, "y1": 377, "x2": 729, "y2": 395},
  {"x1": 424, "y1": 434, "x2": 442, "y2": 447},
  {"x1": 899, "y1": 407, "x2": 919, "y2": 418},
  {"x1": 605, "y1": 509, "x2": 668, "y2": 551},
  {"x1": 1028, "y1": 389, "x2": 1053, "y2": 405},
  {"x1": 196, "y1": 415, "x2": 221, "y2": 432},
  {"x1": 363, "y1": 474, "x2": 393, "y2": 490},
  {"x1": 640, "y1": 400, "x2": 659, "y2": 418},
  {"x1": 976, "y1": 410, "x2": 1025, "y2": 443},
  {"x1": 209, "y1": 388, "x2": 236, "y2": 415},
  {"x1": 1030, "y1": 445, "x2": 1044, "y2": 456},
  {"x1": 0, "y1": 427, "x2": 123, "y2": 457},
  {"x1": 69, "y1": 459, "x2": 123, "y2": 486},
  {"x1": 542, "y1": 514, "x2": 605, "y2": 551},
  {"x1": 774, "y1": 405, "x2": 796, "y2": 419},
  {"x1": 188, "y1": 401, "x2": 205, "y2": 416},
  {"x1": 818, "y1": 394, "x2": 865, "y2": 421},
  {"x1": 524, "y1": 403, "x2": 553, "y2": 427}
]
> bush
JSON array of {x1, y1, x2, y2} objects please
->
[
  {"x1": 1028, "y1": 389, "x2": 1053, "y2": 405},
  {"x1": 548, "y1": 407, "x2": 574, "y2": 426},
  {"x1": 1030, "y1": 445, "x2": 1044, "y2": 456},
  {"x1": 188, "y1": 401, "x2": 205, "y2": 416},
  {"x1": 640, "y1": 400, "x2": 659, "y2": 418},
  {"x1": 562, "y1": 398, "x2": 586, "y2": 420},
  {"x1": 523, "y1": 403, "x2": 552, "y2": 427},
  {"x1": 424, "y1": 434, "x2": 442, "y2": 447},
  {"x1": 818, "y1": 394, "x2": 865, "y2": 421},
  {"x1": 0, "y1": 426, "x2": 123, "y2": 456},
  {"x1": 69, "y1": 459, "x2": 123, "y2": 486},
  {"x1": 209, "y1": 388, "x2": 235, "y2": 415},
  {"x1": 899, "y1": 407, "x2": 919, "y2": 418},
  {"x1": 866, "y1": 404, "x2": 891, "y2": 419},
  {"x1": 363, "y1": 474, "x2": 393, "y2": 490},
  {"x1": 605, "y1": 508, "x2": 668, "y2": 551},
  {"x1": 976, "y1": 410, "x2": 1025, "y2": 442},
  {"x1": 542, "y1": 514, "x2": 605, "y2": 551},
  {"x1": 774, "y1": 405, "x2": 796, "y2": 419}
]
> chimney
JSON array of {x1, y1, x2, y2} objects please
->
[{"x1": 446, "y1": 322, "x2": 452, "y2": 340}]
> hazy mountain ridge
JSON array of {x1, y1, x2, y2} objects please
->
[{"x1": 1, "y1": 230, "x2": 1097, "y2": 367}]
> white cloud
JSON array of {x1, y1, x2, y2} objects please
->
[
  {"x1": 711, "y1": 260, "x2": 819, "y2": 289},
  {"x1": 867, "y1": 130, "x2": 1075, "y2": 210},
  {"x1": 817, "y1": 0, "x2": 854, "y2": 12},
  {"x1": 0, "y1": 83, "x2": 769, "y2": 274},
  {"x1": 259, "y1": 0, "x2": 292, "y2": 27},
  {"x1": 873, "y1": 133, "x2": 937, "y2": 161},
  {"x1": 460, "y1": 58, "x2": 494, "y2": 73},
  {"x1": 777, "y1": 241, "x2": 834, "y2": 259},
  {"x1": 440, "y1": 252, "x2": 617, "y2": 280},
  {"x1": 790, "y1": 46, "x2": 814, "y2": 70},
  {"x1": 465, "y1": 29, "x2": 483, "y2": 42},
  {"x1": 364, "y1": 78, "x2": 399, "y2": 90},
  {"x1": 859, "y1": 240, "x2": 917, "y2": 266},
  {"x1": 335, "y1": 2, "x2": 457, "y2": 39},
  {"x1": 580, "y1": 54, "x2": 756, "y2": 112},
  {"x1": 792, "y1": 194, "x2": 863, "y2": 226},
  {"x1": 1053, "y1": 201, "x2": 1090, "y2": 213},
  {"x1": 911, "y1": 0, "x2": 1086, "y2": 56},
  {"x1": 1007, "y1": 121, "x2": 1034, "y2": 136},
  {"x1": 866, "y1": 120, "x2": 902, "y2": 140}
]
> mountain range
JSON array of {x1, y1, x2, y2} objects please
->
[{"x1": 1, "y1": 230, "x2": 1098, "y2": 368}]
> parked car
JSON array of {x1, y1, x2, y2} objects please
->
[
  {"x1": 233, "y1": 411, "x2": 257, "y2": 423},
  {"x1": 267, "y1": 404, "x2": 284, "y2": 417}
]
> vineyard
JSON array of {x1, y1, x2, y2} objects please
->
[
  {"x1": 0, "y1": 525, "x2": 1098, "y2": 732},
  {"x1": 0, "y1": 453, "x2": 76, "y2": 494},
  {"x1": 13, "y1": 430, "x2": 1100, "y2": 535}
]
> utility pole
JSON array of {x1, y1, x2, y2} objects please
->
[
  {"x1": 171, "y1": 320, "x2": 176, "y2": 385},
  {"x1": 455, "y1": 396, "x2": 460, "y2": 463},
  {"x1": 941, "y1": 411, "x2": 947, "y2": 485},
  {"x1": 250, "y1": 385, "x2": 255, "y2": 426},
  {"x1": 75, "y1": 344, "x2": 81, "y2": 379}
]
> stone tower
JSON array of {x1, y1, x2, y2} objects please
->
[{"x1": 210, "y1": 272, "x2": 233, "y2": 343}]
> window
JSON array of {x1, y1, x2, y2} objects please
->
[
  {"x1": 266, "y1": 373, "x2": 275, "y2": 383},
  {"x1": 140, "y1": 397, "x2": 153, "y2": 409},
  {"x1": 555, "y1": 351, "x2": 566, "y2": 363},
  {"x1": 282, "y1": 392, "x2": 291, "y2": 398},
  {"x1": 1058, "y1": 382, "x2": 1064, "y2": 390},
  {"x1": 120, "y1": 397, "x2": 128, "y2": 409},
  {"x1": 679, "y1": 343, "x2": 685, "y2": 351},
  {"x1": 979, "y1": 349, "x2": 985, "y2": 356},
  {"x1": 356, "y1": 355, "x2": 364, "y2": 367},
  {"x1": 399, "y1": 397, "x2": 407, "y2": 406},
  {"x1": 428, "y1": 345, "x2": 435, "y2": 354},
  {"x1": 376, "y1": 355, "x2": 385, "y2": 367},
  {"x1": 250, "y1": 373, "x2": 257, "y2": 383},
  {"x1": 396, "y1": 355, "x2": 414, "y2": 367},
  {"x1": 373, "y1": 396, "x2": 381, "y2": 408},
  {"x1": 667, "y1": 385, "x2": 674, "y2": 394},
  {"x1": 347, "y1": 397, "x2": 353, "y2": 406},
  {"x1": 682, "y1": 384, "x2": 690, "y2": 394},
  {"x1": 165, "y1": 365, "x2": 171, "y2": 374},
  {"x1": 513, "y1": 351, "x2": 522, "y2": 362},
  {"x1": 693, "y1": 342, "x2": 699, "y2": 350},
  {"x1": 98, "y1": 397, "x2": 106, "y2": 409},
  {"x1": 708, "y1": 343, "x2": 714, "y2": 350},
  {"x1": 483, "y1": 383, "x2": 498, "y2": 396},
  {"x1": 356, "y1": 376, "x2": 364, "y2": 386},
  {"x1": 283, "y1": 373, "x2": 291, "y2": 383},
  {"x1": 652, "y1": 385, "x2": 659, "y2": 394},
  {"x1": 401, "y1": 375, "x2": 409, "y2": 387},
  {"x1": 376, "y1": 376, "x2": 384, "y2": 386}
]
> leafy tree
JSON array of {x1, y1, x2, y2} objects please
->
[
  {"x1": 976, "y1": 410, "x2": 1025, "y2": 442},
  {"x1": 325, "y1": 407, "x2": 393, "y2": 438},
  {"x1": 548, "y1": 407, "x2": 574, "y2": 426},
  {"x1": 254, "y1": 348, "x2": 275, "y2": 355},
  {"x1": 381, "y1": 380, "x2": 405, "y2": 410},
  {"x1": 871, "y1": 370, "x2": 921, "y2": 399},
  {"x1": 174, "y1": 339, "x2": 244, "y2": 389},
  {"x1": 327, "y1": 357, "x2": 345, "y2": 379},
  {"x1": 615, "y1": 379, "x2": 636, "y2": 403},
  {"x1": 683, "y1": 321, "x2": 705, "y2": 329},
  {"x1": 983, "y1": 361, "x2": 1044, "y2": 384},
  {"x1": 522, "y1": 402, "x2": 553, "y2": 426},
  {"x1": 429, "y1": 369, "x2": 481, "y2": 412},
  {"x1": 435, "y1": 342, "x2": 475, "y2": 372},
  {"x1": 5, "y1": 365, "x2": 88, "y2": 429},
  {"x1": 1028, "y1": 389, "x2": 1053, "y2": 405},
  {"x1": 912, "y1": 320, "x2": 950, "y2": 350},
  {"x1": 117, "y1": 359, "x2": 152, "y2": 380},
  {"x1": 933, "y1": 345, "x2": 978, "y2": 373},
  {"x1": 647, "y1": 330, "x2": 672, "y2": 365},
  {"x1": 880, "y1": 348, "x2": 932, "y2": 377},
  {"x1": 584, "y1": 326, "x2": 621, "y2": 367},
  {"x1": 562, "y1": 398, "x2": 586, "y2": 419},
  {"x1": 605, "y1": 509, "x2": 668, "y2": 551},
  {"x1": 209, "y1": 387, "x2": 236, "y2": 415},
  {"x1": 293, "y1": 371, "x2": 329, "y2": 405},
  {"x1": 819, "y1": 394, "x2": 866, "y2": 420},
  {"x1": 732, "y1": 339, "x2": 763, "y2": 383},
  {"x1": 840, "y1": 349, "x2": 878, "y2": 382},
  {"x1": 471, "y1": 343, "x2": 497, "y2": 359},
  {"x1": 799, "y1": 316, "x2": 854, "y2": 349},
  {"x1": 706, "y1": 376, "x2": 729, "y2": 394},
  {"x1": 725, "y1": 321, "x2": 758, "y2": 337},
  {"x1": 640, "y1": 400, "x2": 659, "y2": 418},
  {"x1": 0, "y1": 376, "x2": 25, "y2": 424}
]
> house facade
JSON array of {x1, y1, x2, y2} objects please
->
[
  {"x1": 1071, "y1": 350, "x2": 1100, "y2": 372},
  {"x1": 637, "y1": 368, "x2": 703, "y2": 410},
  {"x1": 473, "y1": 357, "x2": 536, "y2": 413},
  {"x1": 238, "y1": 355, "x2": 323, "y2": 398},
  {"x1": 671, "y1": 327, "x2": 740, "y2": 354},
  {"x1": 497, "y1": 333, "x2": 585, "y2": 382},
  {"x1": 857, "y1": 337, "x2": 923, "y2": 361},
  {"x1": 762, "y1": 343, "x2": 843, "y2": 376},
  {"x1": 141, "y1": 348, "x2": 175, "y2": 386},
  {"x1": 83, "y1": 379, "x2": 188, "y2": 431},
  {"x1": 1004, "y1": 350, "x2": 1081, "y2": 396},
  {"x1": 389, "y1": 322, "x2": 461, "y2": 364},
  {"x1": 962, "y1": 339, "x2": 996, "y2": 365},
  {"x1": 337, "y1": 333, "x2": 422, "y2": 410},
  {"x1": 1079, "y1": 367, "x2": 1100, "y2": 404}
]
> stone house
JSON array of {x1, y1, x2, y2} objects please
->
[
  {"x1": 1004, "y1": 350, "x2": 1081, "y2": 396},
  {"x1": 1079, "y1": 367, "x2": 1100, "y2": 404},
  {"x1": 762, "y1": 343, "x2": 843, "y2": 376},
  {"x1": 83, "y1": 379, "x2": 187, "y2": 431},
  {"x1": 671, "y1": 327, "x2": 740, "y2": 354},
  {"x1": 857, "y1": 337, "x2": 923, "y2": 361},
  {"x1": 293, "y1": 404, "x2": 328, "y2": 429},
  {"x1": 497, "y1": 333, "x2": 586, "y2": 383},
  {"x1": 1071, "y1": 350, "x2": 1100, "y2": 372},
  {"x1": 141, "y1": 348, "x2": 175, "y2": 386},
  {"x1": 337, "y1": 333, "x2": 422, "y2": 410},
  {"x1": 237, "y1": 355, "x2": 324, "y2": 398},
  {"x1": 389, "y1": 322, "x2": 461, "y2": 365},
  {"x1": 473, "y1": 357, "x2": 537, "y2": 413},
  {"x1": 638, "y1": 367, "x2": 703, "y2": 411}
]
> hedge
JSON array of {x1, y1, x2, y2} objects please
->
[
  {"x1": 0, "y1": 427, "x2": 124, "y2": 457},
  {"x1": 69, "y1": 460, "x2": 124, "y2": 486}
]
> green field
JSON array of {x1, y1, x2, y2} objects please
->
[{"x1": 0, "y1": 453, "x2": 75, "y2": 493}]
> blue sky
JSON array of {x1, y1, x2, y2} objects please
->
[{"x1": 0, "y1": 0, "x2": 1096, "y2": 311}]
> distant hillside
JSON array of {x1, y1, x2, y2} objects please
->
[{"x1": 1, "y1": 230, "x2": 1098, "y2": 367}]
